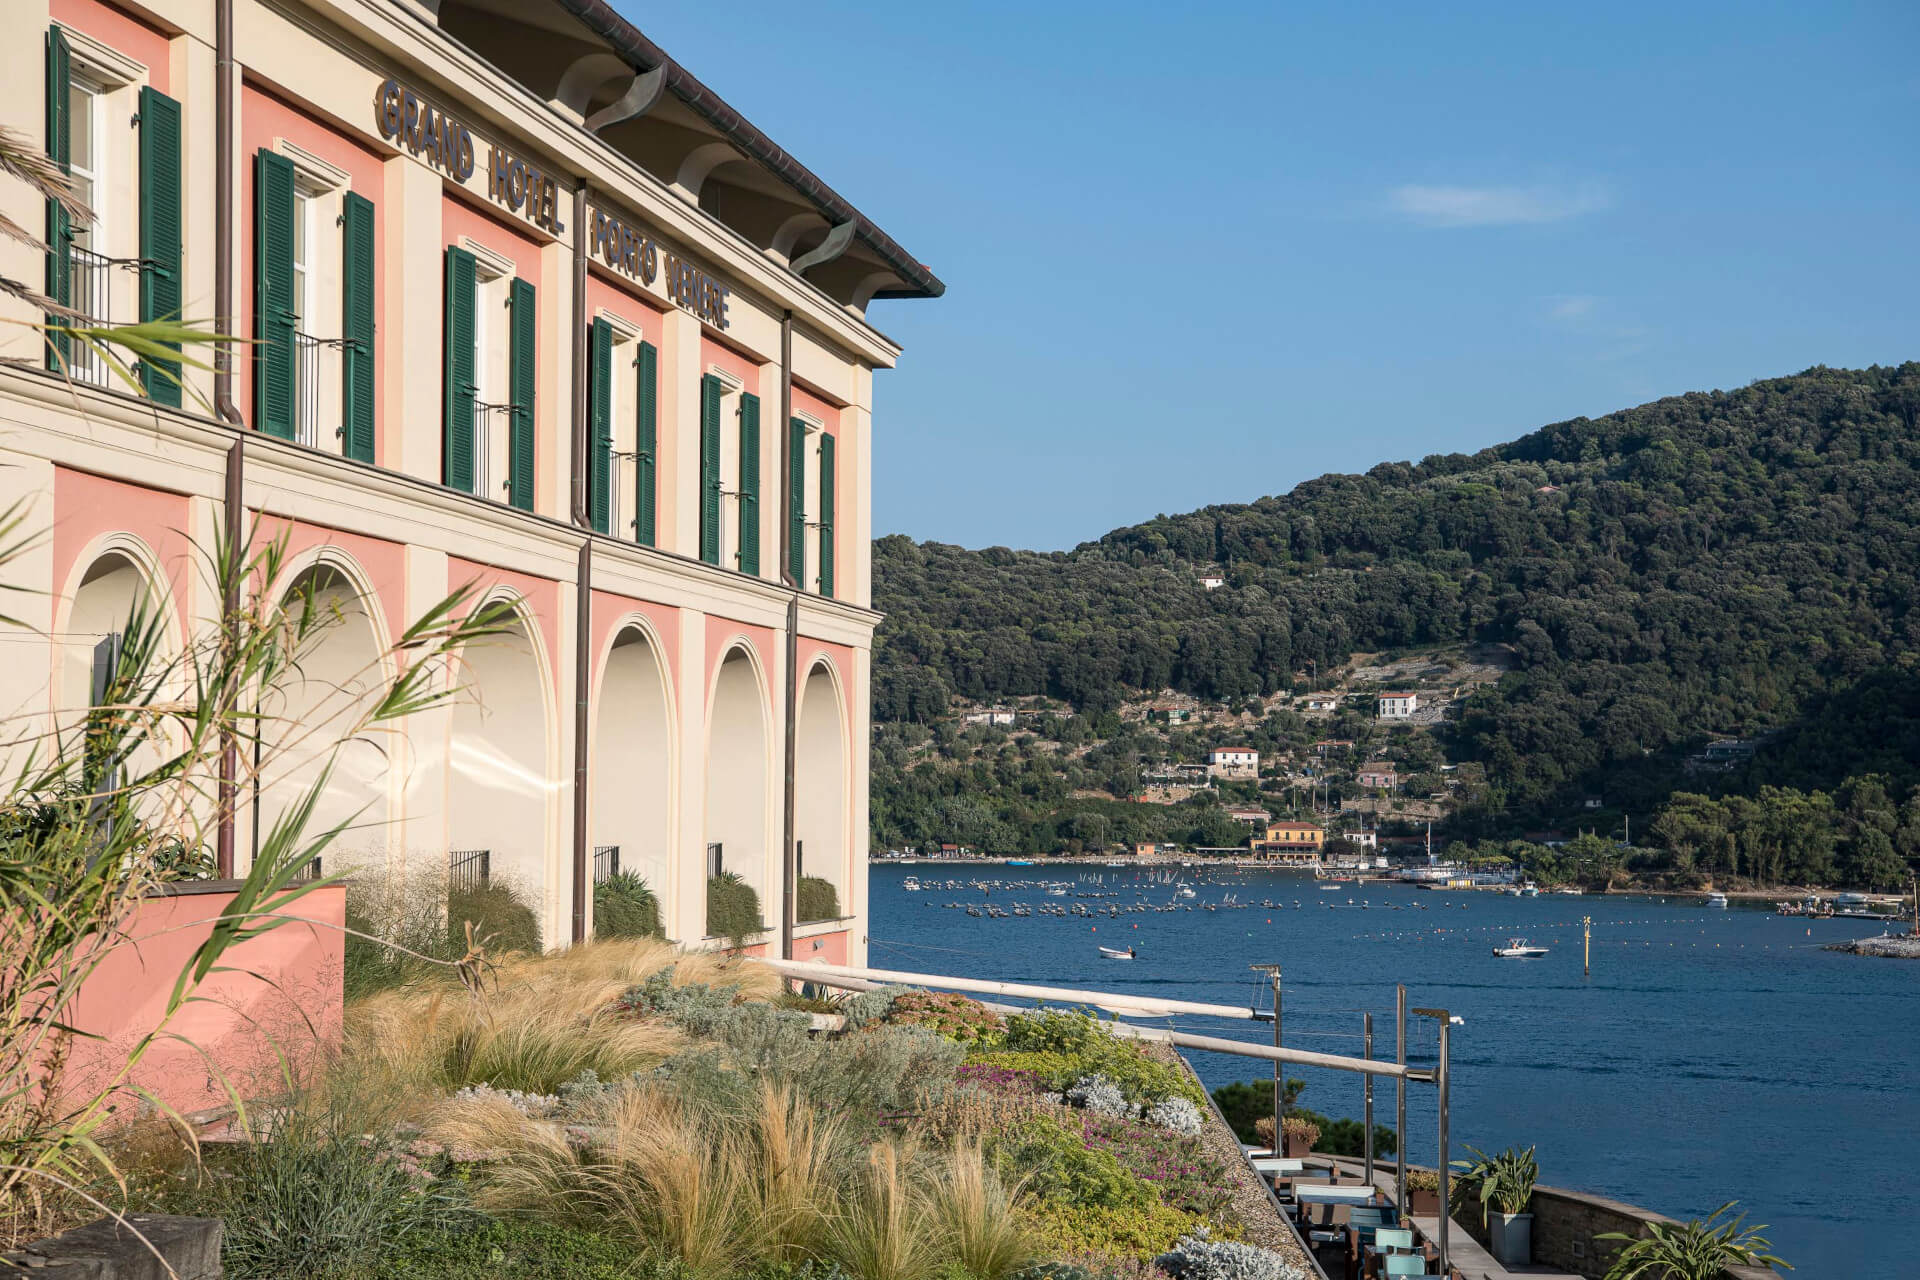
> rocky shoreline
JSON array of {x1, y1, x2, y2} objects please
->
[{"x1": 1824, "y1": 933, "x2": 1920, "y2": 959}]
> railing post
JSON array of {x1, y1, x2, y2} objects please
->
[
  {"x1": 1395, "y1": 985, "x2": 1407, "y2": 1220},
  {"x1": 1363, "y1": 1010, "x2": 1375, "y2": 1188}
]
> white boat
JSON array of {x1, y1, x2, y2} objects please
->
[
  {"x1": 1048, "y1": 886, "x2": 1068, "y2": 897},
  {"x1": 1704, "y1": 892, "x2": 1729, "y2": 909},
  {"x1": 902, "y1": 876, "x2": 921, "y2": 892},
  {"x1": 1177, "y1": 885, "x2": 1197, "y2": 899},
  {"x1": 1492, "y1": 937, "x2": 1549, "y2": 958},
  {"x1": 1319, "y1": 883, "x2": 1342, "y2": 890},
  {"x1": 1553, "y1": 887, "x2": 1585, "y2": 896},
  {"x1": 1098, "y1": 946, "x2": 1136, "y2": 960}
]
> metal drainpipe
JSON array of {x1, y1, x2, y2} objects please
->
[
  {"x1": 570, "y1": 182, "x2": 591, "y2": 944},
  {"x1": 213, "y1": 0, "x2": 244, "y2": 878},
  {"x1": 779, "y1": 310, "x2": 799, "y2": 961}
]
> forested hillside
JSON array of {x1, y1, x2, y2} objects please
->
[{"x1": 873, "y1": 364, "x2": 1920, "y2": 863}]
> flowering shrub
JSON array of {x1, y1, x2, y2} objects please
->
[
  {"x1": 1146, "y1": 1097, "x2": 1204, "y2": 1137},
  {"x1": 1155, "y1": 1229, "x2": 1309, "y2": 1280},
  {"x1": 885, "y1": 988, "x2": 1005, "y2": 1042},
  {"x1": 995, "y1": 1116, "x2": 1155, "y2": 1209},
  {"x1": 1080, "y1": 1114, "x2": 1232, "y2": 1219},
  {"x1": 958, "y1": 1064, "x2": 1049, "y2": 1095},
  {"x1": 967, "y1": 1044, "x2": 1205, "y2": 1111}
]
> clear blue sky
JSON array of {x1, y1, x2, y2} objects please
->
[{"x1": 622, "y1": 0, "x2": 1920, "y2": 551}]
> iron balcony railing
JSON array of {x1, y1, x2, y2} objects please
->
[
  {"x1": 593, "y1": 845, "x2": 620, "y2": 883},
  {"x1": 294, "y1": 331, "x2": 358, "y2": 453},
  {"x1": 450, "y1": 848, "x2": 491, "y2": 893},
  {"x1": 65, "y1": 245, "x2": 117, "y2": 386},
  {"x1": 474, "y1": 402, "x2": 514, "y2": 501}
]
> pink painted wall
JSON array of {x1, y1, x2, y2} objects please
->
[
  {"x1": 52, "y1": 467, "x2": 193, "y2": 636},
  {"x1": 52, "y1": 0, "x2": 172, "y2": 94},
  {"x1": 799, "y1": 638, "x2": 857, "y2": 729},
  {"x1": 590, "y1": 589, "x2": 678, "y2": 679},
  {"x1": 59, "y1": 884, "x2": 345, "y2": 1115},
  {"x1": 446, "y1": 555, "x2": 561, "y2": 695},
  {"x1": 700, "y1": 334, "x2": 760, "y2": 389},
  {"x1": 584, "y1": 268, "x2": 665, "y2": 345},
  {"x1": 703, "y1": 617, "x2": 776, "y2": 715},
  {"x1": 252, "y1": 513, "x2": 407, "y2": 643},
  {"x1": 237, "y1": 83, "x2": 387, "y2": 451},
  {"x1": 797, "y1": 930, "x2": 850, "y2": 965}
]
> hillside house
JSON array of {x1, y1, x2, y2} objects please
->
[
  {"x1": 1358, "y1": 763, "x2": 1399, "y2": 789},
  {"x1": 1208, "y1": 748, "x2": 1260, "y2": 779},
  {"x1": 1303, "y1": 695, "x2": 1341, "y2": 712},
  {"x1": 1199, "y1": 574, "x2": 1227, "y2": 590},
  {"x1": 1226, "y1": 806, "x2": 1273, "y2": 827},
  {"x1": 963, "y1": 708, "x2": 1018, "y2": 727},
  {"x1": 1377, "y1": 691, "x2": 1421, "y2": 719}
]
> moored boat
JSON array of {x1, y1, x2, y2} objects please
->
[
  {"x1": 1098, "y1": 945, "x2": 1136, "y2": 959},
  {"x1": 1493, "y1": 937, "x2": 1549, "y2": 957}
]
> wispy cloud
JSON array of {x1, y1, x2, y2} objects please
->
[
  {"x1": 1546, "y1": 294, "x2": 1597, "y2": 321},
  {"x1": 1389, "y1": 181, "x2": 1612, "y2": 228}
]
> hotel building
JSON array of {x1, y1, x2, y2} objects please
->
[{"x1": 0, "y1": 0, "x2": 943, "y2": 961}]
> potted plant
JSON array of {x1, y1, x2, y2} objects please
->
[
  {"x1": 1253, "y1": 1116, "x2": 1276, "y2": 1153},
  {"x1": 1596, "y1": 1201, "x2": 1787, "y2": 1280},
  {"x1": 1405, "y1": 1168, "x2": 1442, "y2": 1216},
  {"x1": 1454, "y1": 1144, "x2": 1538, "y2": 1266},
  {"x1": 1280, "y1": 1115, "x2": 1320, "y2": 1158}
]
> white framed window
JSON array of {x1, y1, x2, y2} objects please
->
[
  {"x1": 793, "y1": 410, "x2": 830, "y2": 590},
  {"x1": 463, "y1": 238, "x2": 516, "y2": 502},
  {"x1": 707, "y1": 364, "x2": 745, "y2": 568},
  {"x1": 597, "y1": 311, "x2": 643, "y2": 535},
  {"x1": 278, "y1": 142, "x2": 350, "y2": 450},
  {"x1": 55, "y1": 27, "x2": 143, "y2": 386}
]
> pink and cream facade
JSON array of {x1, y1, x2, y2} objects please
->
[{"x1": 0, "y1": 0, "x2": 943, "y2": 959}]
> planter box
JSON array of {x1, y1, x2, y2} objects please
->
[
  {"x1": 1408, "y1": 1187, "x2": 1440, "y2": 1216},
  {"x1": 1490, "y1": 1211, "x2": 1533, "y2": 1266}
]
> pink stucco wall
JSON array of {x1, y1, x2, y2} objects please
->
[
  {"x1": 252, "y1": 513, "x2": 408, "y2": 643},
  {"x1": 703, "y1": 617, "x2": 776, "y2": 715},
  {"x1": 51, "y1": 467, "x2": 193, "y2": 635},
  {"x1": 447, "y1": 555, "x2": 561, "y2": 696},
  {"x1": 590, "y1": 588, "x2": 678, "y2": 679},
  {"x1": 585, "y1": 268, "x2": 665, "y2": 345},
  {"x1": 60, "y1": 884, "x2": 345, "y2": 1115},
  {"x1": 700, "y1": 334, "x2": 760, "y2": 390},
  {"x1": 52, "y1": 0, "x2": 171, "y2": 94},
  {"x1": 237, "y1": 84, "x2": 387, "y2": 451}
]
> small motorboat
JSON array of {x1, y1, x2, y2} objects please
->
[
  {"x1": 902, "y1": 876, "x2": 921, "y2": 892},
  {"x1": 1098, "y1": 945, "x2": 1137, "y2": 960},
  {"x1": 1704, "y1": 892, "x2": 1729, "y2": 909},
  {"x1": 1493, "y1": 937, "x2": 1549, "y2": 958},
  {"x1": 1319, "y1": 883, "x2": 1342, "y2": 890}
]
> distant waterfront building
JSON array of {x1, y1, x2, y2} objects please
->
[
  {"x1": 1208, "y1": 748, "x2": 1259, "y2": 779},
  {"x1": 1255, "y1": 820, "x2": 1325, "y2": 858},
  {"x1": 1338, "y1": 830, "x2": 1379, "y2": 849},
  {"x1": 1377, "y1": 692, "x2": 1421, "y2": 719}
]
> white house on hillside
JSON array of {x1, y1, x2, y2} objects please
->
[
  {"x1": 1208, "y1": 748, "x2": 1259, "y2": 779},
  {"x1": 1377, "y1": 692, "x2": 1420, "y2": 719}
]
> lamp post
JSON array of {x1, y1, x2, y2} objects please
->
[
  {"x1": 1362, "y1": 1011, "x2": 1375, "y2": 1187},
  {"x1": 1395, "y1": 985, "x2": 1407, "y2": 1221},
  {"x1": 1412, "y1": 1007, "x2": 1463, "y2": 1276},
  {"x1": 1251, "y1": 964, "x2": 1282, "y2": 1148}
]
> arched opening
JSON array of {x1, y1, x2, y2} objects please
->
[
  {"x1": 702, "y1": 646, "x2": 768, "y2": 939},
  {"x1": 51, "y1": 548, "x2": 175, "y2": 801},
  {"x1": 795, "y1": 664, "x2": 847, "y2": 923},
  {"x1": 591, "y1": 625, "x2": 673, "y2": 933},
  {"x1": 448, "y1": 605, "x2": 550, "y2": 930},
  {"x1": 256, "y1": 564, "x2": 388, "y2": 873},
  {"x1": 61, "y1": 550, "x2": 158, "y2": 714}
]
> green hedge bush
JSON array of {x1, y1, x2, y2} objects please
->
[
  {"x1": 706, "y1": 871, "x2": 763, "y2": 944},
  {"x1": 593, "y1": 870, "x2": 662, "y2": 939},
  {"x1": 796, "y1": 874, "x2": 840, "y2": 921}
]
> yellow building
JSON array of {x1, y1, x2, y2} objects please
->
[{"x1": 1254, "y1": 820, "x2": 1324, "y2": 864}]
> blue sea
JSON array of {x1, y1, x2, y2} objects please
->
[{"x1": 869, "y1": 864, "x2": 1915, "y2": 1280}]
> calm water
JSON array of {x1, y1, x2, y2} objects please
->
[{"x1": 869, "y1": 865, "x2": 1915, "y2": 1280}]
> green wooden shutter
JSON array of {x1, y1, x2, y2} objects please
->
[
  {"x1": 442, "y1": 245, "x2": 477, "y2": 491},
  {"x1": 818, "y1": 432, "x2": 836, "y2": 597},
  {"x1": 253, "y1": 148, "x2": 298, "y2": 438},
  {"x1": 634, "y1": 340, "x2": 657, "y2": 546},
  {"x1": 341, "y1": 190, "x2": 376, "y2": 462},
  {"x1": 508, "y1": 277, "x2": 536, "y2": 510},
  {"x1": 788, "y1": 419, "x2": 806, "y2": 586},
  {"x1": 45, "y1": 27, "x2": 71, "y2": 371},
  {"x1": 588, "y1": 317, "x2": 612, "y2": 532},
  {"x1": 737, "y1": 393, "x2": 760, "y2": 575},
  {"x1": 699, "y1": 375, "x2": 722, "y2": 564},
  {"x1": 137, "y1": 86, "x2": 183, "y2": 405}
]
